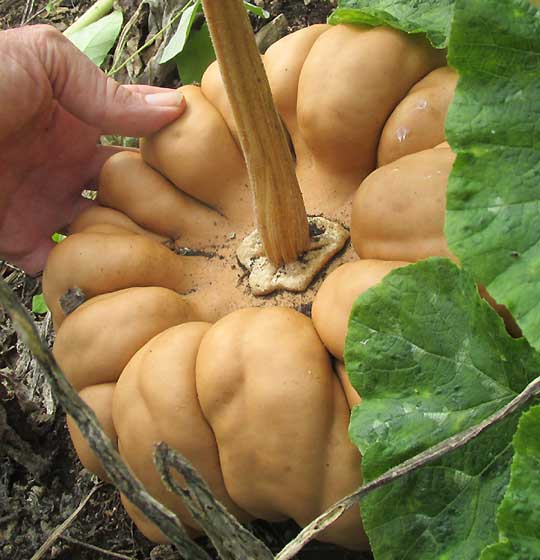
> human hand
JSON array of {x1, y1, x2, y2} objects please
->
[{"x1": 0, "y1": 25, "x2": 186, "y2": 275}]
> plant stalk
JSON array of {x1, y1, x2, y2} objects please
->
[
  {"x1": 108, "y1": 1, "x2": 192, "y2": 77},
  {"x1": 201, "y1": 0, "x2": 310, "y2": 266},
  {"x1": 275, "y1": 374, "x2": 540, "y2": 560},
  {"x1": 31, "y1": 484, "x2": 102, "y2": 560},
  {"x1": 64, "y1": 0, "x2": 115, "y2": 36},
  {"x1": 154, "y1": 443, "x2": 274, "y2": 560},
  {"x1": 0, "y1": 278, "x2": 211, "y2": 560},
  {"x1": 3, "y1": 273, "x2": 540, "y2": 558}
]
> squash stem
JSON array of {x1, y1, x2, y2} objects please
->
[{"x1": 201, "y1": 0, "x2": 310, "y2": 266}]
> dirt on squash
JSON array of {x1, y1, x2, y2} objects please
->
[{"x1": 0, "y1": 1, "x2": 373, "y2": 559}]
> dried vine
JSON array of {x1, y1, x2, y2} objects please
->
[
  {"x1": 154, "y1": 443, "x2": 274, "y2": 560},
  {"x1": 2, "y1": 277, "x2": 539, "y2": 560},
  {"x1": 201, "y1": 0, "x2": 310, "y2": 266},
  {"x1": 275, "y1": 375, "x2": 540, "y2": 560},
  {"x1": 0, "y1": 277, "x2": 210, "y2": 560}
]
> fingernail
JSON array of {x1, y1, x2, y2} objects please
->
[{"x1": 145, "y1": 91, "x2": 184, "y2": 107}]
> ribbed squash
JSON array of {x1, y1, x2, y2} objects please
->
[{"x1": 41, "y1": 23, "x2": 500, "y2": 550}]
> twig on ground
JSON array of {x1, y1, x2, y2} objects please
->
[
  {"x1": 60, "y1": 535, "x2": 136, "y2": 560},
  {"x1": 20, "y1": 0, "x2": 35, "y2": 25},
  {"x1": 154, "y1": 443, "x2": 274, "y2": 560},
  {"x1": 31, "y1": 483, "x2": 103, "y2": 560},
  {"x1": 0, "y1": 277, "x2": 211, "y2": 560},
  {"x1": 23, "y1": 2, "x2": 54, "y2": 25},
  {"x1": 108, "y1": 1, "x2": 192, "y2": 76},
  {"x1": 110, "y1": 0, "x2": 147, "y2": 73},
  {"x1": 275, "y1": 375, "x2": 540, "y2": 560}
]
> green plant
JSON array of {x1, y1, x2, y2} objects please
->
[
  {"x1": 64, "y1": 0, "x2": 122, "y2": 68},
  {"x1": 160, "y1": 0, "x2": 269, "y2": 84},
  {"x1": 45, "y1": 0, "x2": 63, "y2": 17},
  {"x1": 106, "y1": 0, "x2": 268, "y2": 84},
  {"x1": 31, "y1": 234, "x2": 65, "y2": 315},
  {"x1": 7, "y1": 1, "x2": 540, "y2": 558},
  {"x1": 31, "y1": 293, "x2": 48, "y2": 314},
  {"x1": 340, "y1": 1, "x2": 540, "y2": 558}
]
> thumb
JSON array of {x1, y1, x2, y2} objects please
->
[{"x1": 34, "y1": 25, "x2": 186, "y2": 136}]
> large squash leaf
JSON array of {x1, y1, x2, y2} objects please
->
[
  {"x1": 328, "y1": 0, "x2": 454, "y2": 48},
  {"x1": 445, "y1": 0, "x2": 540, "y2": 350},
  {"x1": 345, "y1": 258, "x2": 540, "y2": 560},
  {"x1": 480, "y1": 405, "x2": 540, "y2": 560}
]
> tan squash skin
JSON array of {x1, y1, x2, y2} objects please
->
[
  {"x1": 69, "y1": 205, "x2": 165, "y2": 241},
  {"x1": 312, "y1": 260, "x2": 409, "y2": 361},
  {"x1": 351, "y1": 146, "x2": 456, "y2": 262},
  {"x1": 55, "y1": 287, "x2": 195, "y2": 479},
  {"x1": 201, "y1": 24, "x2": 330, "y2": 147},
  {"x1": 68, "y1": 383, "x2": 116, "y2": 481},
  {"x1": 98, "y1": 151, "x2": 229, "y2": 246},
  {"x1": 53, "y1": 287, "x2": 194, "y2": 392},
  {"x1": 335, "y1": 361, "x2": 362, "y2": 409},
  {"x1": 295, "y1": 25, "x2": 445, "y2": 211},
  {"x1": 68, "y1": 222, "x2": 157, "y2": 239},
  {"x1": 478, "y1": 285, "x2": 522, "y2": 338},
  {"x1": 378, "y1": 67, "x2": 458, "y2": 166},
  {"x1": 43, "y1": 25, "x2": 448, "y2": 331},
  {"x1": 141, "y1": 86, "x2": 251, "y2": 226},
  {"x1": 350, "y1": 148, "x2": 519, "y2": 335},
  {"x1": 42, "y1": 231, "x2": 200, "y2": 327},
  {"x1": 263, "y1": 24, "x2": 331, "y2": 135},
  {"x1": 113, "y1": 322, "x2": 250, "y2": 542},
  {"x1": 196, "y1": 307, "x2": 368, "y2": 550},
  {"x1": 41, "y1": 22, "x2": 521, "y2": 552},
  {"x1": 201, "y1": 24, "x2": 445, "y2": 220}
]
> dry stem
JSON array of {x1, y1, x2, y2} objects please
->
[
  {"x1": 201, "y1": 0, "x2": 310, "y2": 266},
  {"x1": 31, "y1": 484, "x2": 103, "y2": 560},
  {"x1": 275, "y1": 375, "x2": 540, "y2": 560},
  {"x1": 154, "y1": 443, "x2": 274, "y2": 560},
  {"x1": 2, "y1": 274, "x2": 539, "y2": 558},
  {"x1": 60, "y1": 535, "x2": 136, "y2": 559},
  {"x1": 0, "y1": 277, "x2": 211, "y2": 560}
]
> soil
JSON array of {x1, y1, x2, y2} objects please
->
[{"x1": 0, "y1": 1, "x2": 373, "y2": 559}]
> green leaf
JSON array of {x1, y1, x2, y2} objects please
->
[
  {"x1": 243, "y1": 1, "x2": 270, "y2": 18},
  {"x1": 160, "y1": 1, "x2": 202, "y2": 64},
  {"x1": 32, "y1": 294, "x2": 49, "y2": 314},
  {"x1": 66, "y1": 10, "x2": 123, "y2": 67},
  {"x1": 328, "y1": 0, "x2": 454, "y2": 48},
  {"x1": 345, "y1": 258, "x2": 540, "y2": 560},
  {"x1": 480, "y1": 405, "x2": 540, "y2": 560},
  {"x1": 51, "y1": 233, "x2": 66, "y2": 243},
  {"x1": 46, "y1": 0, "x2": 62, "y2": 16},
  {"x1": 161, "y1": 0, "x2": 266, "y2": 69},
  {"x1": 175, "y1": 23, "x2": 216, "y2": 85},
  {"x1": 445, "y1": 0, "x2": 540, "y2": 350}
]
